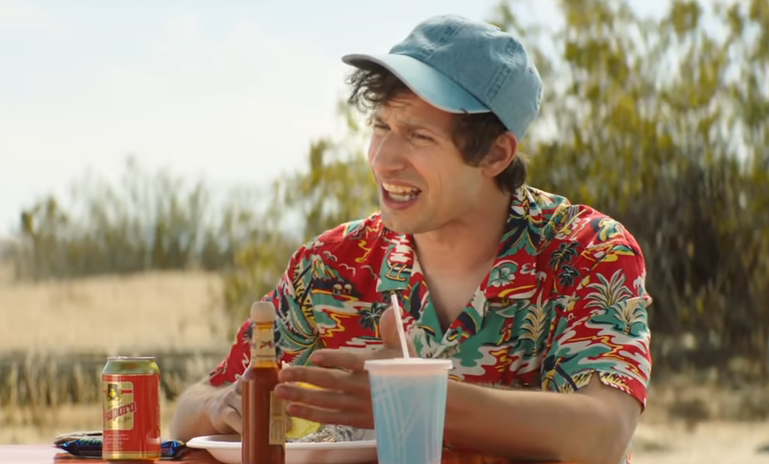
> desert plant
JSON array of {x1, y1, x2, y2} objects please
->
[{"x1": 11, "y1": 157, "x2": 276, "y2": 280}]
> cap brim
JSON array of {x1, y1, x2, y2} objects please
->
[{"x1": 342, "y1": 53, "x2": 490, "y2": 115}]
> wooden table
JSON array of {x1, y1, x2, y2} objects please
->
[{"x1": 0, "y1": 445, "x2": 569, "y2": 464}]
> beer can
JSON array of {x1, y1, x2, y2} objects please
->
[{"x1": 102, "y1": 356, "x2": 161, "y2": 461}]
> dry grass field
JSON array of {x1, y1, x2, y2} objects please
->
[
  {"x1": 2, "y1": 266, "x2": 769, "y2": 463},
  {"x1": 0, "y1": 267, "x2": 228, "y2": 354}
]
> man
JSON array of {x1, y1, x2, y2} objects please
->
[{"x1": 170, "y1": 14, "x2": 651, "y2": 464}]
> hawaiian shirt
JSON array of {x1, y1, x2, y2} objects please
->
[{"x1": 208, "y1": 186, "x2": 652, "y2": 462}]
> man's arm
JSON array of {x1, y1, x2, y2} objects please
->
[
  {"x1": 274, "y1": 224, "x2": 652, "y2": 463},
  {"x1": 444, "y1": 375, "x2": 639, "y2": 464},
  {"x1": 169, "y1": 246, "x2": 320, "y2": 442},
  {"x1": 444, "y1": 233, "x2": 652, "y2": 464},
  {"x1": 168, "y1": 317, "x2": 252, "y2": 442},
  {"x1": 168, "y1": 376, "x2": 243, "y2": 442}
]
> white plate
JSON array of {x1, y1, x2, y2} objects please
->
[{"x1": 186, "y1": 434, "x2": 378, "y2": 464}]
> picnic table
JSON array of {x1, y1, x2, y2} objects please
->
[{"x1": 0, "y1": 444, "x2": 572, "y2": 464}]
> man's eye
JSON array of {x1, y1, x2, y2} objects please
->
[
  {"x1": 372, "y1": 123, "x2": 389, "y2": 131},
  {"x1": 413, "y1": 132, "x2": 434, "y2": 142}
]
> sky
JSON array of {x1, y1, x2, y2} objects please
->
[{"x1": 0, "y1": 0, "x2": 675, "y2": 236}]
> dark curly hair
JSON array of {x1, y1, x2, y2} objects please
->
[{"x1": 345, "y1": 61, "x2": 528, "y2": 193}]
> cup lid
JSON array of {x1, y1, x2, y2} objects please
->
[{"x1": 364, "y1": 358, "x2": 453, "y2": 371}]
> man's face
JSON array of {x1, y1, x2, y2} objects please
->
[{"x1": 367, "y1": 93, "x2": 489, "y2": 235}]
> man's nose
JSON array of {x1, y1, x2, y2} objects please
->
[{"x1": 369, "y1": 133, "x2": 408, "y2": 173}]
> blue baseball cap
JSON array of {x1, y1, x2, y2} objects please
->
[{"x1": 342, "y1": 14, "x2": 543, "y2": 141}]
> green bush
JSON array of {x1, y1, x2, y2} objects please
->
[{"x1": 11, "y1": 157, "x2": 273, "y2": 280}]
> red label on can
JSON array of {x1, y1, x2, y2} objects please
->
[{"x1": 102, "y1": 373, "x2": 160, "y2": 461}]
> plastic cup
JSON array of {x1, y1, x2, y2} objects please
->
[{"x1": 364, "y1": 358, "x2": 453, "y2": 464}]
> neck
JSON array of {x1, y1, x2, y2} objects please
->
[{"x1": 413, "y1": 188, "x2": 511, "y2": 275}]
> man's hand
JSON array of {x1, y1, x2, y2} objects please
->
[
  {"x1": 273, "y1": 306, "x2": 413, "y2": 428},
  {"x1": 205, "y1": 377, "x2": 244, "y2": 435},
  {"x1": 201, "y1": 372, "x2": 305, "y2": 436}
]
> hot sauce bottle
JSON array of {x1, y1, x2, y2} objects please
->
[{"x1": 242, "y1": 301, "x2": 286, "y2": 464}]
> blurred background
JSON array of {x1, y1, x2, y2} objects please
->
[{"x1": 1, "y1": 0, "x2": 768, "y2": 462}]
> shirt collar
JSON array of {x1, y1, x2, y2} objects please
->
[
  {"x1": 376, "y1": 231, "x2": 414, "y2": 293},
  {"x1": 376, "y1": 187, "x2": 545, "y2": 300}
]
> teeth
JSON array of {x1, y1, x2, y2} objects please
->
[
  {"x1": 382, "y1": 183, "x2": 419, "y2": 194},
  {"x1": 387, "y1": 191, "x2": 416, "y2": 202}
]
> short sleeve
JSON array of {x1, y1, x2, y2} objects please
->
[
  {"x1": 267, "y1": 247, "x2": 321, "y2": 367},
  {"x1": 541, "y1": 233, "x2": 652, "y2": 408},
  {"x1": 207, "y1": 248, "x2": 320, "y2": 387},
  {"x1": 207, "y1": 318, "x2": 253, "y2": 387}
]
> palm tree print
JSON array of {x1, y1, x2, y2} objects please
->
[
  {"x1": 557, "y1": 265, "x2": 580, "y2": 288},
  {"x1": 612, "y1": 298, "x2": 647, "y2": 334},
  {"x1": 358, "y1": 302, "x2": 385, "y2": 333},
  {"x1": 548, "y1": 242, "x2": 580, "y2": 270},
  {"x1": 584, "y1": 269, "x2": 632, "y2": 309},
  {"x1": 519, "y1": 295, "x2": 548, "y2": 350}
]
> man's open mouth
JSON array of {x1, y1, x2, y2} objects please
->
[{"x1": 382, "y1": 183, "x2": 422, "y2": 202}]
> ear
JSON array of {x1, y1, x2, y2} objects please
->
[{"x1": 480, "y1": 132, "x2": 517, "y2": 177}]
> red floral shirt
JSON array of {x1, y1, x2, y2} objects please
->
[{"x1": 208, "y1": 186, "x2": 652, "y2": 462}]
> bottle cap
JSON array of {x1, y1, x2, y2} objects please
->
[{"x1": 250, "y1": 301, "x2": 276, "y2": 323}]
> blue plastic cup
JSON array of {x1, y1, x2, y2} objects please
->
[{"x1": 364, "y1": 358, "x2": 453, "y2": 464}]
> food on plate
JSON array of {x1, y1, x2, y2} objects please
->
[
  {"x1": 286, "y1": 415, "x2": 322, "y2": 440},
  {"x1": 289, "y1": 424, "x2": 368, "y2": 443},
  {"x1": 279, "y1": 366, "x2": 374, "y2": 444},
  {"x1": 284, "y1": 382, "x2": 323, "y2": 440}
]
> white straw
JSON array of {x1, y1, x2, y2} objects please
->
[{"x1": 389, "y1": 294, "x2": 411, "y2": 359}]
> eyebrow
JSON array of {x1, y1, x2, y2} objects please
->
[{"x1": 372, "y1": 114, "x2": 446, "y2": 136}]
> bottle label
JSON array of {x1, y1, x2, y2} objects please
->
[
  {"x1": 268, "y1": 391, "x2": 286, "y2": 445},
  {"x1": 251, "y1": 321, "x2": 276, "y2": 366}
]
